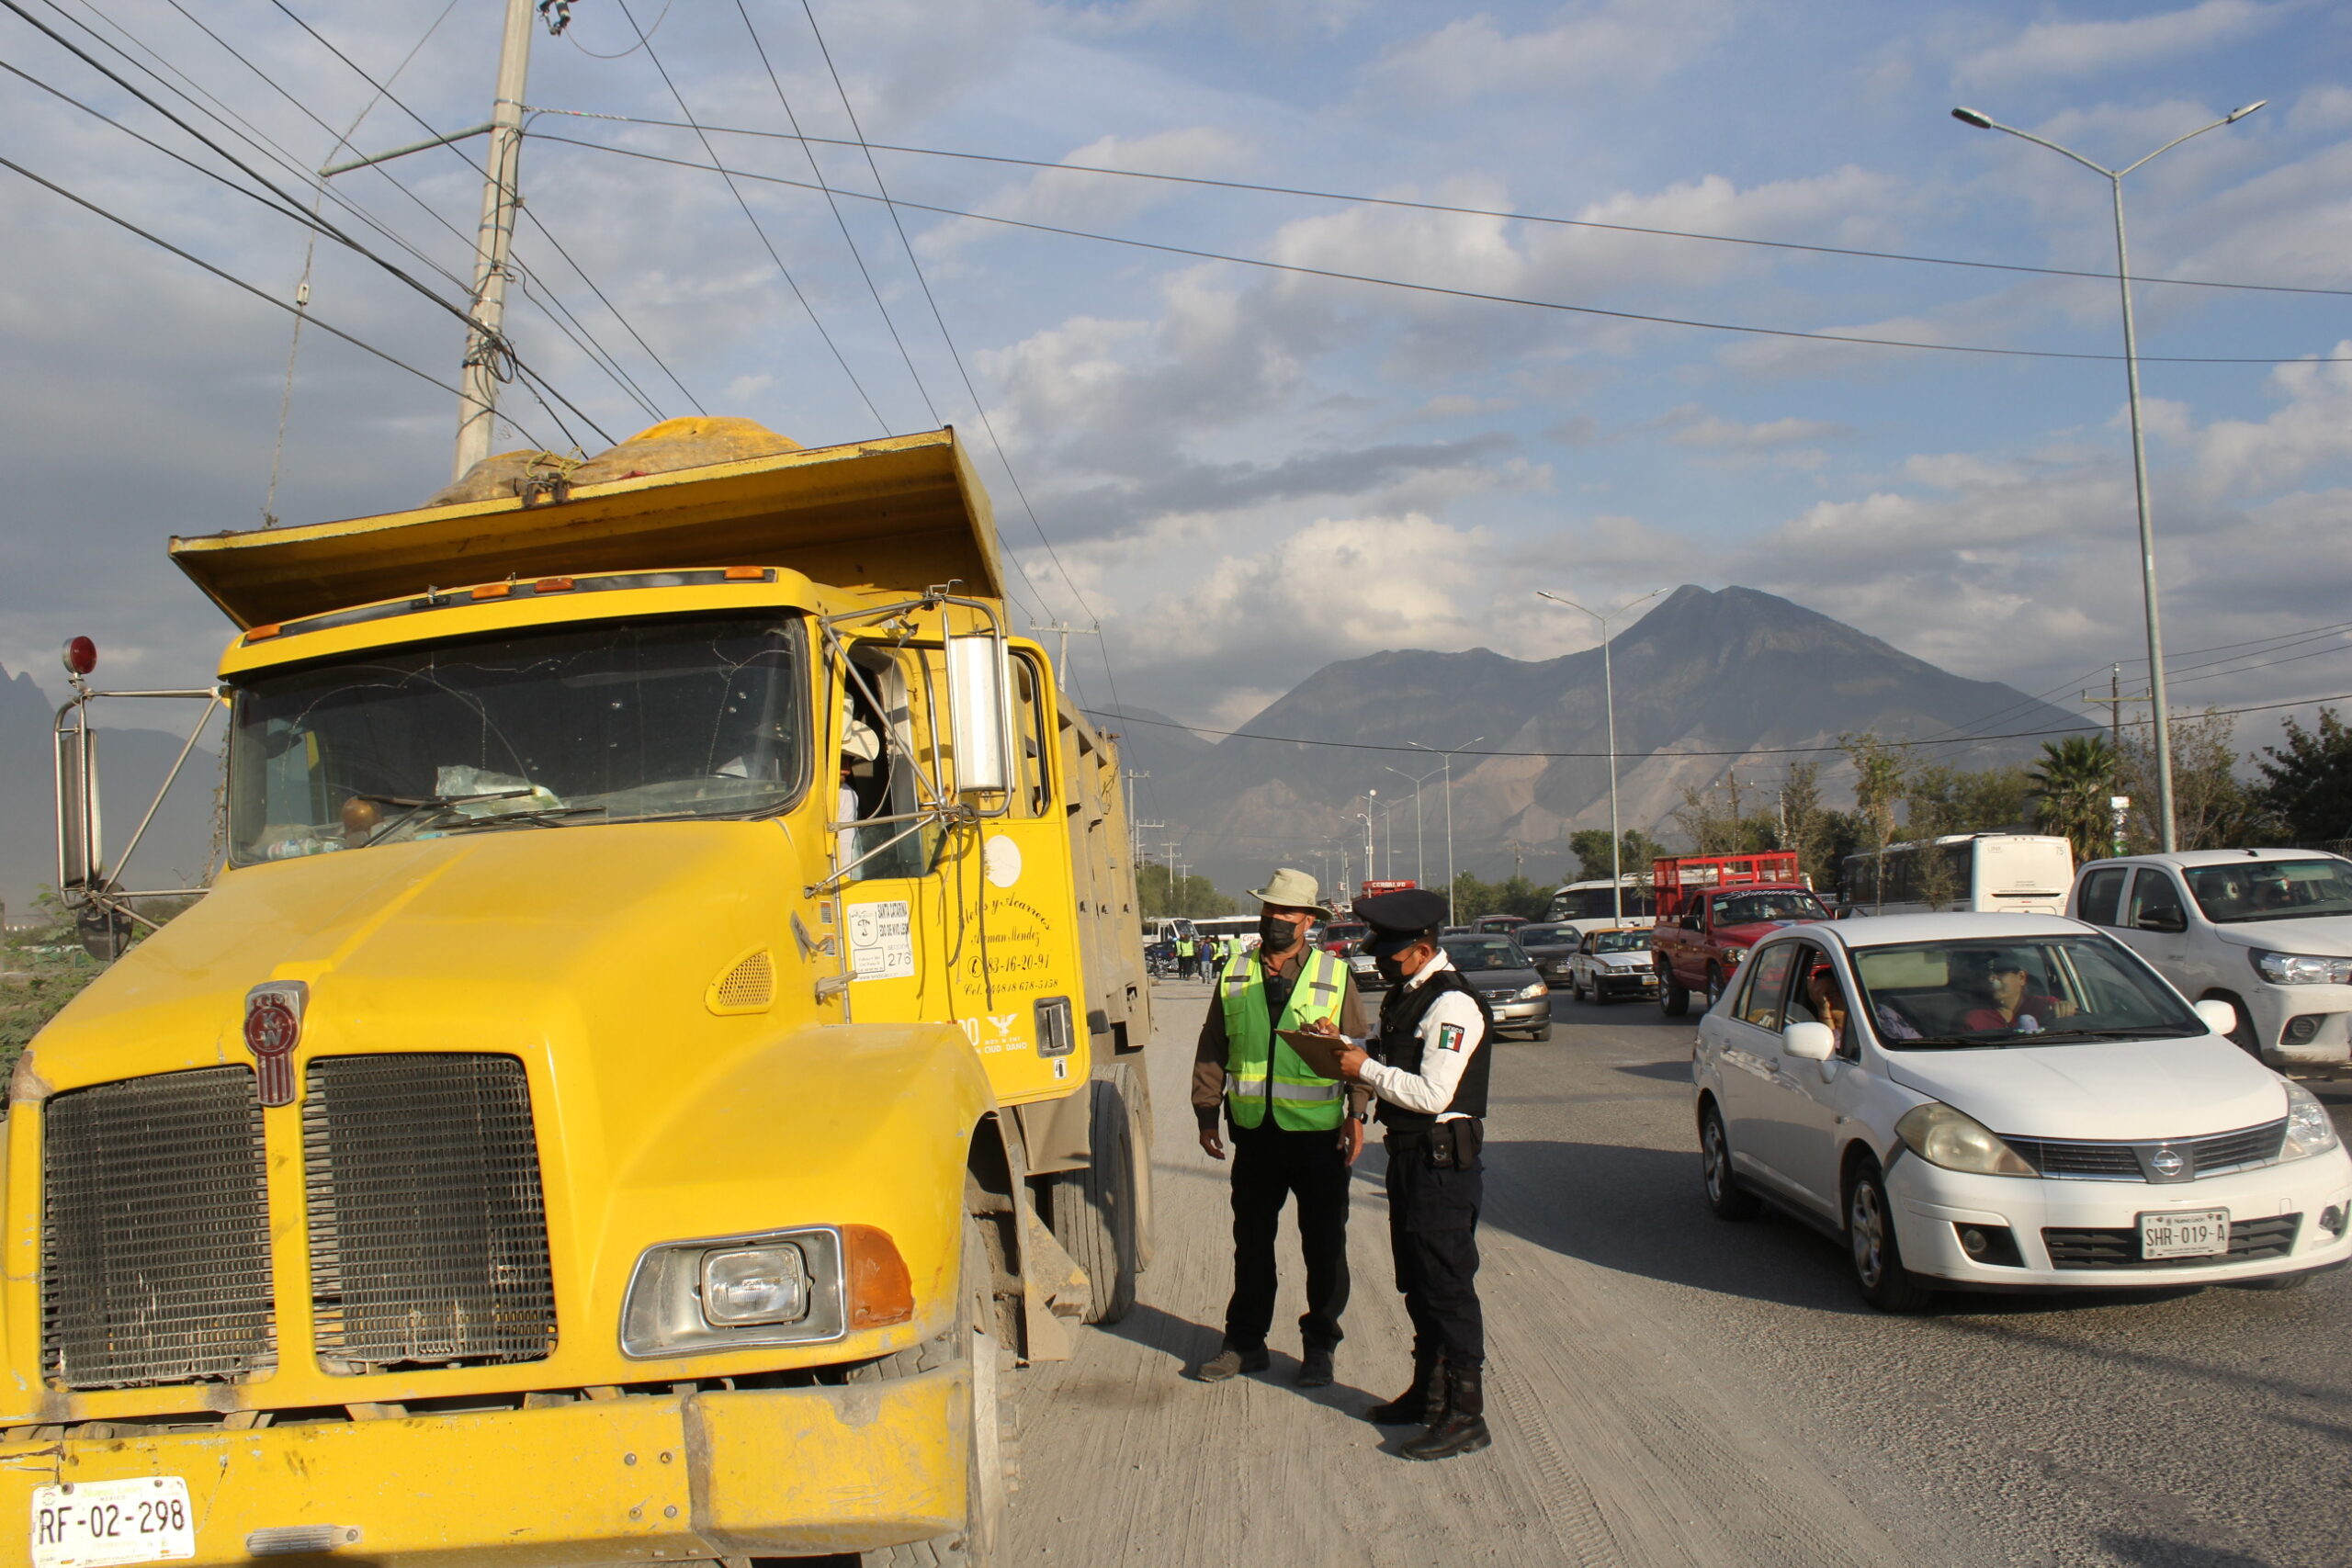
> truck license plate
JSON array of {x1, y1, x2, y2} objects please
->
[
  {"x1": 31, "y1": 1477, "x2": 193, "y2": 1568},
  {"x1": 2139, "y1": 1208, "x2": 2230, "y2": 1260}
]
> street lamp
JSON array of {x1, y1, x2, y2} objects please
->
[
  {"x1": 1951, "y1": 99, "x2": 2266, "y2": 852},
  {"x1": 1537, "y1": 587, "x2": 1665, "y2": 923},
  {"x1": 1384, "y1": 763, "x2": 1445, "y2": 887},
  {"x1": 1407, "y1": 736, "x2": 1485, "y2": 926}
]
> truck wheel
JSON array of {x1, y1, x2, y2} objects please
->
[
  {"x1": 1659, "y1": 966, "x2": 1690, "y2": 1018},
  {"x1": 1704, "y1": 966, "x2": 1725, "y2": 1010},
  {"x1": 845, "y1": 1216, "x2": 1012, "y2": 1566},
  {"x1": 1045, "y1": 1069, "x2": 1141, "y2": 1325}
]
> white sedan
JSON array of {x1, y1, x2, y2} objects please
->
[{"x1": 1691, "y1": 913, "x2": 2352, "y2": 1310}]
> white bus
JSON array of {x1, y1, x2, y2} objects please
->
[
  {"x1": 1545, "y1": 875, "x2": 1657, "y2": 924},
  {"x1": 1840, "y1": 832, "x2": 2075, "y2": 916}
]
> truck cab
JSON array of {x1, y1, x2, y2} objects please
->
[{"x1": 1648, "y1": 852, "x2": 1829, "y2": 1015}]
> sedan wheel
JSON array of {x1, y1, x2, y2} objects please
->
[
  {"x1": 1700, "y1": 1105, "x2": 1760, "y2": 1221},
  {"x1": 1846, "y1": 1162, "x2": 1933, "y2": 1313}
]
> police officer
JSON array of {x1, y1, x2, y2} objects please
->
[
  {"x1": 1189, "y1": 868, "x2": 1370, "y2": 1388},
  {"x1": 1323, "y1": 887, "x2": 1494, "y2": 1461}
]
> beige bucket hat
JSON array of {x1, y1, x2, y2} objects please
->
[{"x1": 1248, "y1": 866, "x2": 1336, "y2": 918}]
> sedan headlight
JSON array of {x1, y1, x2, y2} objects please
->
[
  {"x1": 2253, "y1": 949, "x2": 2352, "y2": 986},
  {"x1": 1895, "y1": 1102, "x2": 2036, "y2": 1178},
  {"x1": 1514, "y1": 981, "x2": 1549, "y2": 1001},
  {"x1": 2281, "y1": 1079, "x2": 2343, "y2": 1160},
  {"x1": 621, "y1": 1226, "x2": 846, "y2": 1357}
]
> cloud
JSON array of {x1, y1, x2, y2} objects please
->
[
  {"x1": 1360, "y1": 1, "x2": 1728, "y2": 106},
  {"x1": 1958, "y1": 0, "x2": 2289, "y2": 85},
  {"x1": 916, "y1": 127, "x2": 1254, "y2": 263},
  {"x1": 1657, "y1": 405, "x2": 1853, "y2": 449}
]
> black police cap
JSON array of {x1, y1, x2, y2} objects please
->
[{"x1": 1356, "y1": 888, "x2": 1448, "y2": 954}]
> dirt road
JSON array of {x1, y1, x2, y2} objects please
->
[{"x1": 1003, "y1": 979, "x2": 2352, "y2": 1568}]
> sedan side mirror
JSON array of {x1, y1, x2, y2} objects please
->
[
  {"x1": 2193, "y1": 998, "x2": 2238, "y2": 1038},
  {"x1": 1781, "y1": 1021, "x2": 1836, "y2": 1062}
]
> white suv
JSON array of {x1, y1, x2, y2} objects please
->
[{"x1": 2067, "y1": 851, "x2": 2352, "y2": 1067}]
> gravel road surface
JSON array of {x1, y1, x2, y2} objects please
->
[{"x1": 1003, "y1": 979, "x2": 2352, "y2": 1568}]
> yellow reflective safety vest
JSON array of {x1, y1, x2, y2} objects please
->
[{"x1": 1220, "y1": 945, "x2": 1348, "y2": 1131}]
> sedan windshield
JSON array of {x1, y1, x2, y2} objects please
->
[
  {"x1": 1590, "y1": 930, "x2": 1648, "y2": 954},
  {"x1": 229, "y1": 614, "x2": 807, "y2": 865},
  {"x1": 1443, "y1": 939, "x2": 1531, "y2": 971},
  {"x1": 1849, "y1": 935, "x2": 2201, "y2": 1048},
  {"x1": 2184, "y1": 858, "x2": 2352, "y2": 924}
]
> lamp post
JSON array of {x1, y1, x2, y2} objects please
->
[
  {"x1": 1385, "y1": 763, "x2": 1444, "y2": 887},
  {"x1": 1951, "y1": 100, "x2": 2267, "y2": 852},
  {"x1": 1408, "y1": 736, "x2": 1485, "y2": 926},
  {"x1": 1537, "y1": 587, "x2": 1665, "y2": 923}
]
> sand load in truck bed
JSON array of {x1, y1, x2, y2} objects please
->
[{"x1": 169, "y1": 421, "x2": 1005, "y2": 629}]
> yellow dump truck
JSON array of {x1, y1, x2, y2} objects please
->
[{"x1": 7, "y1": 421, "x2": 1153, "y2": 1566}]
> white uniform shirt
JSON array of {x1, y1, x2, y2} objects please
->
[{"x1": 1357, "y1": 950, "x2": 1487, "y2": 1122}]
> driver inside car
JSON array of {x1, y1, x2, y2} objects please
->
[{"x1": 1956, "y1": 952, "x2": 2077, "y2": 1034}]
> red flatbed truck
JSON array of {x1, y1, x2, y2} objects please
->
[{"x1": 1648, "y1": 852, "x2": 1831, "y2": 1015}]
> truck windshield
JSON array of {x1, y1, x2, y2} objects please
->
[
  {"x1": 2183, "y1": 858, "x2": 2352, "y2": 924},
  {"x1": 1713, "y1": 891, "x2": 1827, "y2": 924},
  {"x1": 228, "y1": 614, "x2": 808, "y2": 865}
]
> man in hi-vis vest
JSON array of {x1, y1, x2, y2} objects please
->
[{"x1": 1188, "y1": 868, "x2": 1370, "y2": 1388}]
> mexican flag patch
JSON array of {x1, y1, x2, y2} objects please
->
[{"x1": 1436, "y1": 1022, "x2": 1466, "y2": 1053}]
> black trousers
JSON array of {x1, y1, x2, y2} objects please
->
[
  {"x1": 1223, "y1": 1122, "x2": 1351, "y2": 1352},
  {"x1": 1383, "y1": 1131, "x2": 1485, "y2": 1370}
]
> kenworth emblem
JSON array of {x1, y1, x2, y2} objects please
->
[
  {"x1": 2148, "y1": 1145, "x2": 2187, "y2": 1179},
  {"x1": 243, "y1": 981, "x2": 307, "y2": 1107}
]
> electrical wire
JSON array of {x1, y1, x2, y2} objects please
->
[
  {"x1": 732, "y1": 0, "x2": 935, "y2": 426},
  {"x1": 532, "y1": 135, "x2": 2352, "y2": 368},
  {"x1": 567, "y1": 0, "x2": 668, "y2": 58},
  {"x1": 0, "y1": 152, "x2": 551, "y2": 445},
  {"x1": 524, "y1": 108, "x2": 2352, "y2": 302},
  {"x1": 1078, "y1": 689, "x2": 2352, "y2": 760},
  {"x1": 613, "y1": 0, "x2": 886, "y2": 429}
]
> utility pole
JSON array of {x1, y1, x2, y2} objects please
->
[
  {"x1": 1122, "y1": 768, "x2": 1150, "y2": 868},
  {"x1": 452, "y1": 0, "x2": 537, "y2": 480},
  {"x1": 1027, "y1": 623, "x2": 1100, "y2": 693},
  {"x1": 1505, "y1": 840, "x2": 1527, "y2": 880},
  {"x1": 2083, "y1": 665, "x2": 2150, "y2": 853}
]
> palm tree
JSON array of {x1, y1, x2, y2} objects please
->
[{"x1": 2031, "y1": 736, "x2": 2116, "y2": 864}]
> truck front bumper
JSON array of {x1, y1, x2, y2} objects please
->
[{"x1": 2, "y1": 1371, "x2": 964, "y2": 1565}]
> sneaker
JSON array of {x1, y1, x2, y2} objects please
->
[
  {"x1": 1190, "y1": 1347, "x2": 1270, "y2": 1382},
  {"x1": 1296, "y1": 1348, "x2": 1335, "y2": 1388}
]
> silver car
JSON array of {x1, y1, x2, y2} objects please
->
[
  {"x1": 1442, "y1": 935, "x2": 1553, "y2": 1042},
  {"x1": 1567, "y1": 928, "x2": 1662, "y2": 1005}
]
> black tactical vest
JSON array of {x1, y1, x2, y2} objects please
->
[{"x1": 1374, "y1": 966, "x2": 1493, "y2": 1129}]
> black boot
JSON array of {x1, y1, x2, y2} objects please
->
[
  {"x1": 1401, "y1": 1366, "x2": 1491, "y2": 1461},
  {"x1": 1364, "y1": 1357, "x2": 1445, "y2": 1426}
]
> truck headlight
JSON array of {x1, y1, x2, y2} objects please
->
[
  {"x1": 1895, "y1": 1102, "x2": 2036, "y2": 1178},
  {"x1": 621, "y1": 1226, "x2": 846, "y2": 1357},
  {"x1": 1514, "y1": 982, "x2": 1549, "y2": 1001},
  {"x1": 2281, "y1": 1080, "x2": 2342, "y2": 1161},
  {"x1": 2253, "y1": 949, "x2": 2352, "y2": 986},
  {"x1": 1724, "y1": 947, "x2": 1745, "y2": 964}
]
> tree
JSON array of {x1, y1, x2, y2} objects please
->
[
  {"x1": 2030, "y1": 736, "x2": 2117, "y2": 865},
  {"x1": 1569, "y1": 828, "x2": 1666, "y2": 883},
  {"x1": 1449, "y1": 872, "x2": 1551, "y2": 923},
  {"x1": 2252, "y1": 706, "x2": 2352, "y2": 845},
  {"x1": 2119, "y1": 708, "x2": 2260, "y2": 852},
  {"x1": 1136, "y1": 863, "x2": 1235, "y2": 919},
  {"x1": 1777, "y1": 761, "x2": 1837, "y2": 890}
]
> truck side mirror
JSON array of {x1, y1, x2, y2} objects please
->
[
  {"x1": 945, "y1": 635, "x2": 1012, "y2": 795},
  {"x1": 55, "y1": 715, "x2": 100, "y2": 892},
  {"x1": 2135, "y1": 908, "x2": 2186, "y2": 934},
  {"x1": 76, "y1": 905, "x2": 130, "y2": 963}
]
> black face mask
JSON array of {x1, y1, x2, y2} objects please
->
[
  {"x1": 1373, "y1": 951, "x2": 1409, "y2": 987},
  {"x1": 1257, "y1": 913, "x2": 1299, "y2": 953}
]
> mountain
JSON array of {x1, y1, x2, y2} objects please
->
[
  {"x1": 0, "y1": 664, "x2": 220, "y2": 919},
  {"x1": 1107, "y1": 585, "x2": 2085, "y2": 895}
]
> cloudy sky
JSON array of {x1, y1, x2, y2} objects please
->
[{"x1": 5, "y1": 0, "x2": 2349, "y2": 767}]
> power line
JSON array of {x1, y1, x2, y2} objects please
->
[
  {"x1": 523, "y1": 108, "x2": 2352, "y2": 302},
  {"x1": 793, "y1": 0, "x2": 1107, "y2": 710},
  {"x1": 531, "y1": 135, "x2": 2352, "y2": 368},
  {"x1": 0, "y1": 151, "x2": 550, "y2": 444},
  {"x1": 1080, "y1": 688, "x2": 2352, "y2": 760},
  {"x1": 613, "y1": 0, "x2": 885, "y2": 429}
]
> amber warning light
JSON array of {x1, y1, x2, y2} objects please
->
[{"x1": 61, "y1": 636, "x2": 96, "y2": 677}]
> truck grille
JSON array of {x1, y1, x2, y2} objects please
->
[
  {"x1": 303, "y1": 1055, "x2": 556, "y2": 1372},
  {"x1": 2006, "y1": 1119, "x2": 2289, "y2": 1182},
  {"x1": 41, "y1": 1067, "x2": 277, "y2": 1389},
  {"x1": 2042, "y1": 1214, "x2": 2301, "y2": 1269}
]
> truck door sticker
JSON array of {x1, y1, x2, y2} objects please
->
[
  {"x1": 846, "y1": 899, "x2": 916, "y2": 981},
  {"x1": 984, "y1": 833, "x2": 1023, "y2": 889}
]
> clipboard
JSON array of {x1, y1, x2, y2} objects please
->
[{"x1": 1277, "y1": 1028, "x2": 1352, "y2": 1080}]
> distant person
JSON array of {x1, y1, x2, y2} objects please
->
[{"x1": 1190, "y1": 868, "x2": 1368, "y2": 1391}]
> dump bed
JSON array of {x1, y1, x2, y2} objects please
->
[{"x1": 170, "y1": 426, "x2": 1003, "y2": 629}]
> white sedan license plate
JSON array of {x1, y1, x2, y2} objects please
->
[
  {"x1": 2140, "y1": 1208, "x2": 2231, "y2": 1260},
  {"x1": 31, "y1": 1477, "x2": 193, "y2": 1568}
]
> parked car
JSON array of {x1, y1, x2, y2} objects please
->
[
  {"x1": 1692, "y1": 913, "x2": 2352, "y2": 1310},
  {"x1": 1442, "y1": 934, "x2": 1552, "y2": 1041},
  {"x1": 1566, "y1": 927, "x2": 1660, "y2": 1004},
  {"x1": 1472, "y1": 913, "x2": 1530, "y2": 935},
  {"x1": 2069, "y1": 850, "x2": 2352, "y2": 1067}
]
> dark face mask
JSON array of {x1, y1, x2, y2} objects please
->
[
  {"x1": 1373, "y1": 951, "x2": 1409, "y2": 987},
  {"x1": 1257, "y1": 913, "x2": 1299, "y2": 953}
]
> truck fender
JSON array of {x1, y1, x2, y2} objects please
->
[{"x1": 965, "y1": 1112, "x2": 1087, "y2": 1364}]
